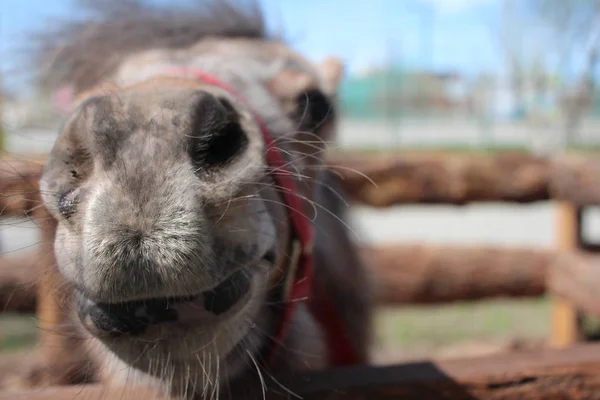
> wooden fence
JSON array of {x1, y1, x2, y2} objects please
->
[{"x1": 1, "y1": 151, "x2": 600, "y2": 398}]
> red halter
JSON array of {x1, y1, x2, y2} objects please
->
[{"x1": 52, "y1": 69, "x2": 361, "y2": 367}]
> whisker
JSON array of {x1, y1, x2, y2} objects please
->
[{"x1": 246, "y1": 349, "x2": 267, "y2": 400}]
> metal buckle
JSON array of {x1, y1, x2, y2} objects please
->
[{"x1": 304, "y1": 237, "x2": 314, "y2": 255}]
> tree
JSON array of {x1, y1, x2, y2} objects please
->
[{"x1": 525, "y1": 0, "x2": 600, "y2": 144}]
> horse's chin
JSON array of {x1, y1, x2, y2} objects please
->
[
  {"x1": 84, "y1": 293, "x2": 269, "y2": 398},
  {"x1": 76, "y1": 268, "x2": 267, "y2": 369}
]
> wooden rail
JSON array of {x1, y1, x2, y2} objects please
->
[
  {"x1": 0, "y1": 243, "x2": 553, "y2": 313},
  {"x1": 549, "y1": 250, "x2": 600, "y2": 322},
  {"x1": 5, "y1": 342, "x2": 600, "y2": 399},
  {"x1": 366, "y1": 244, "x2": 548, "y2": 304},
  {"x1": 277, "y1": 342, "x2": 600, "y2": 400},
  {"x1": 329, "y1": 152, "x2": 600, "y2": 206},
  {"x1": 0, "y1": 157, "x2": 45, "y2": 218},
  {"x1": 0, "y1": 251, "x2": 39, "y2": 312}
]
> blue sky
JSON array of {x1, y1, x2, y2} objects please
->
[{"x1": 0, "y1": 0, "x2": 504, "y2": 94}]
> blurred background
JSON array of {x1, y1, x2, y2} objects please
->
[{"x1": 0, "y1": 0, "x2": 600, "y2": 366}]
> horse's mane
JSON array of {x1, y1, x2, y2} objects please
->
[{"x1": 29, "y1": 0, "x2": 270, "y2": 93}]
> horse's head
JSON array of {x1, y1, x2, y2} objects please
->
[{"x1": 36, "y1": 1, "x2": 346, "y2": 393}]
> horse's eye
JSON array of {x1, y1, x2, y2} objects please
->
[
  {"x1": 58, "y1": 190, "x2": 78, "y2": 220},
  {"x1": 295, "y1": 89, "x2": 335, "y2": 130}
]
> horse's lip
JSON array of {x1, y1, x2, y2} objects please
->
[
  {"x1": 77, "y1": 269, "x2": 244, "y2": 334},
  {"x1": 77, "y1": 249, "x2": 275, "y2": 308},
  {"x1": 80, "y1": 267, "x2": 249, "y2": 307}
]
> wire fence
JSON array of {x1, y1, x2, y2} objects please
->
[{"x1": 336, "y1": 67, "x2": 600, "y2": 152}]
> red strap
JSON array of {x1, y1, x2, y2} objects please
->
[{"x1": 164, "y1": 69, "x2": 316, "y2": 361}]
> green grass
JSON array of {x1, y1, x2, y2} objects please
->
[
  {"x1": 374, "y1": 297, "x2": 551, "y2": 354},
  {"x1": 0, "y1": 314, "x2": 37, "y2": 353}
]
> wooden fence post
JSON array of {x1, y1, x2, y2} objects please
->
[
  {"x1": 550, "y1": 201, "x2": 584, "y2": 347},
  {"x1": 22, "y1": 206, "x2": 89, "y2": 387}
]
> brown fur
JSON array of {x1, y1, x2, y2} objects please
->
[{"x1": 17, "y1": 1, "x2": 375, "y2": 398}]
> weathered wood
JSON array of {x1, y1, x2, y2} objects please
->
[
  {"x1": 275, "y1": 343, "x2": 600, "y2": 400},
  {"x1": 328, "y1": 151, "x2": 551, "y2": 206},
  {"x1": 7, "y1": 343, "x2": 600, "y2": 399},
  {"x1": 0, "y1": 205, "x2": 91, "y2": 389},
  {"x1": 328, "y1": 151, "x2": 600, "y2": 207},
  {"x1": 550, "y1": 156, "x2": 600, "y2": 206},
  {"x1": 0, "y1": 251, "x2": 39, "y2": 312},
  {"x1": 364, "y1": 244, "x2": 549, "y2": 304},
  {"x1": 0, "y1": 157, "x2": 45, "y2": 217},
  {"x1": 550, "y1": 202, "x2": 584, "y2": 348},
  {"x1": 0, "y1": 384, "x2": 164, "y2": 400},
  {"x1": 31, "y1": 206, "x2": 89, "y2": 388},
  {"x1": 0, "y1": 243, "x2": 554, "y2": 313},
  {"x1": 549, "y1": 251, "x2": 600, "y2": 321}
]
